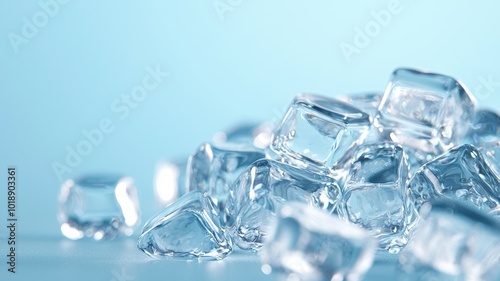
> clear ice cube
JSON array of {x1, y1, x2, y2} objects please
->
[
  {"x1": 398, "y1": 200, "x2": 500, "y2": 281},
  {"x1": 260, "y1": 203, "x2": 377, "y2": 281},
  {"x1": 374, "y1": 68, "x2": 476, "y2": 158},
  {"x1": 464, "y1": 109, "x2": 500, "y2": 146},
  {"x1": 338, "y1": 143, "x2": 417, "y2": 253},
  {"x1": 186, "y1": 142, "x2": 265, "y2": 210},
  {"x1": 137, "y1": 190, "x2": 232, "y2": 260},
  {"x1": 225, "y1": 158, "x2": 341, "y2": 251},
  {"x1": 270, "y1": 93, "x2": 371, "y2": 172},
  {"x1": 213, "y1": 122, "x2": 274, "y2": 150},
  {"x1": 154, "y1": 159, "x2": 188, "y2": 206},
  {"x1": 408, "y1": 144, "x2": 500, "y2": 216},
  {"x1": 58, "y1": 175, "x2": 140, "y2": 240},
  {"x1": 338, "y1": 92, "x2": 383, "y2": 120}
]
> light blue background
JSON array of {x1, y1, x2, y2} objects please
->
[{"x1": 1, "y1": 1, "x2": 500, "y2": 280}]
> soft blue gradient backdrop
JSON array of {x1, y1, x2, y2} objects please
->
[{"x1": 1, "y1": 1, "x2": 500, "y2": 280}]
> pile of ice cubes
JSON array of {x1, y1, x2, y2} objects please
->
[{"x1": 59, "y1": 68, "x2": 500, "y2": 281}]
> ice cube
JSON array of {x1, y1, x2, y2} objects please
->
[
  {"x1": 58, "y1": 174, "x2": 140, "y2": 240},
  {"x1": 464, "y1": 109, "x2": 500, "y2": 146},
  {"x1": 260, "y1": 203, "x2": 377, "y2": 281},
  {"x1": 480, "y1": 141, "x2": 500, "y2": 180},
  {"x1": 137, "y1": 190, "x2": 232, "y2": 260},
  {"x1": 398, "y1": 200, "x2": 500, "y2": 281},
  {"x1": 225, "y1": 159, "x2": 341, "y2": 251},
  {"x1": 338, "y1": 143, "x2": 417, "y2": 253},
  {"x1": 408, "y1": 144, "x2": 500, "y2": 217},
  {"x1": 338, "y1": 92, "x2": 383, "y2": 120},
  {"x1": 270, "y1": 93, "x2": 371, "y2": 172},
  {"x1": 154, "y1": 159, "x2": 188, "y2": 206},
  {"x1": 374, "y1": 68, "x2": 476, "y2": 159},
  {"x1": 186, "y1": 142, "x2": 265, "y2": 210}
]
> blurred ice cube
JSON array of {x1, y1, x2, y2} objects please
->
[
  {"x1": 462, "y1": 108, "x2": 500, "y2": 185},
  {"x1": 59, "y1": 174, "x2": 140, "y2": 240},
  {"x1": 186, "y1": 142, "x2": 265, "y2": 210},
  {"x1": 154, "y1": 159, "x2": 188, "y2": 206},
  {"x1": 270, "y1": 93, "x2": 371, "y2": 172},
  {"x1": 464, "y1": 109, "x2": 500, "y2": 146},
  {"x1": 225, "y1": 159, "x2": 341, "y2": 251},
  {"x1": 399, "y1": 200, "x2": 500, "y2": 281},
  {"x1": 408, "y1": 144, "x2": 500, "y2": 217},
  {"x1": 339, "y1": 143, "x2": 417, "y2": 253},
  {"x1": 480, "y1": 141, "x2": 500, "y2": 180},
  {"x1": 260, "y1": 202, "x2": 377, "y2": 281},
  {"x1": 374, "y1": 68, "x2": 475, "y2": 161},
  {"x1": 213, "y1": 122, "x2": 274, "y2": 150}
]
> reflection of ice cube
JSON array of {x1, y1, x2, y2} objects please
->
[
  {"x1": 137, "y1": 190, "x2": 231, "y2": 260},
  {"x1": 399, "y1": 200, "x2": 500, "y2": 281},
  {"x1": 375, "y1": 68, "x2": 475, "y2": 158},
  {"x1": 58, "y1": 174, "x2": 140, "y2": 240},
  {"x1": 225, "y1": 159, "x2": 341, "y2": 251},
  {"x1": 270, "y1": 93, "x2": 371, "y2": 172},
  {"x1": 154, "y1": 159, "x2": 188, "y2": 206},
  {"x1": 260, "y1": 203, "x2": 376, "y2": 281},
  {"x1": 339, "y1": 143, "x2": 416, "y2": 253},
  {"x1": 186, "y1": 142, "x2": 264, "y2": 211},
  {"x1": 408, "y1": 144, "x2": 500, "y2": 217},
  {"x1": 464, "y1": 109, "x2": 500, "y2": 146}
]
